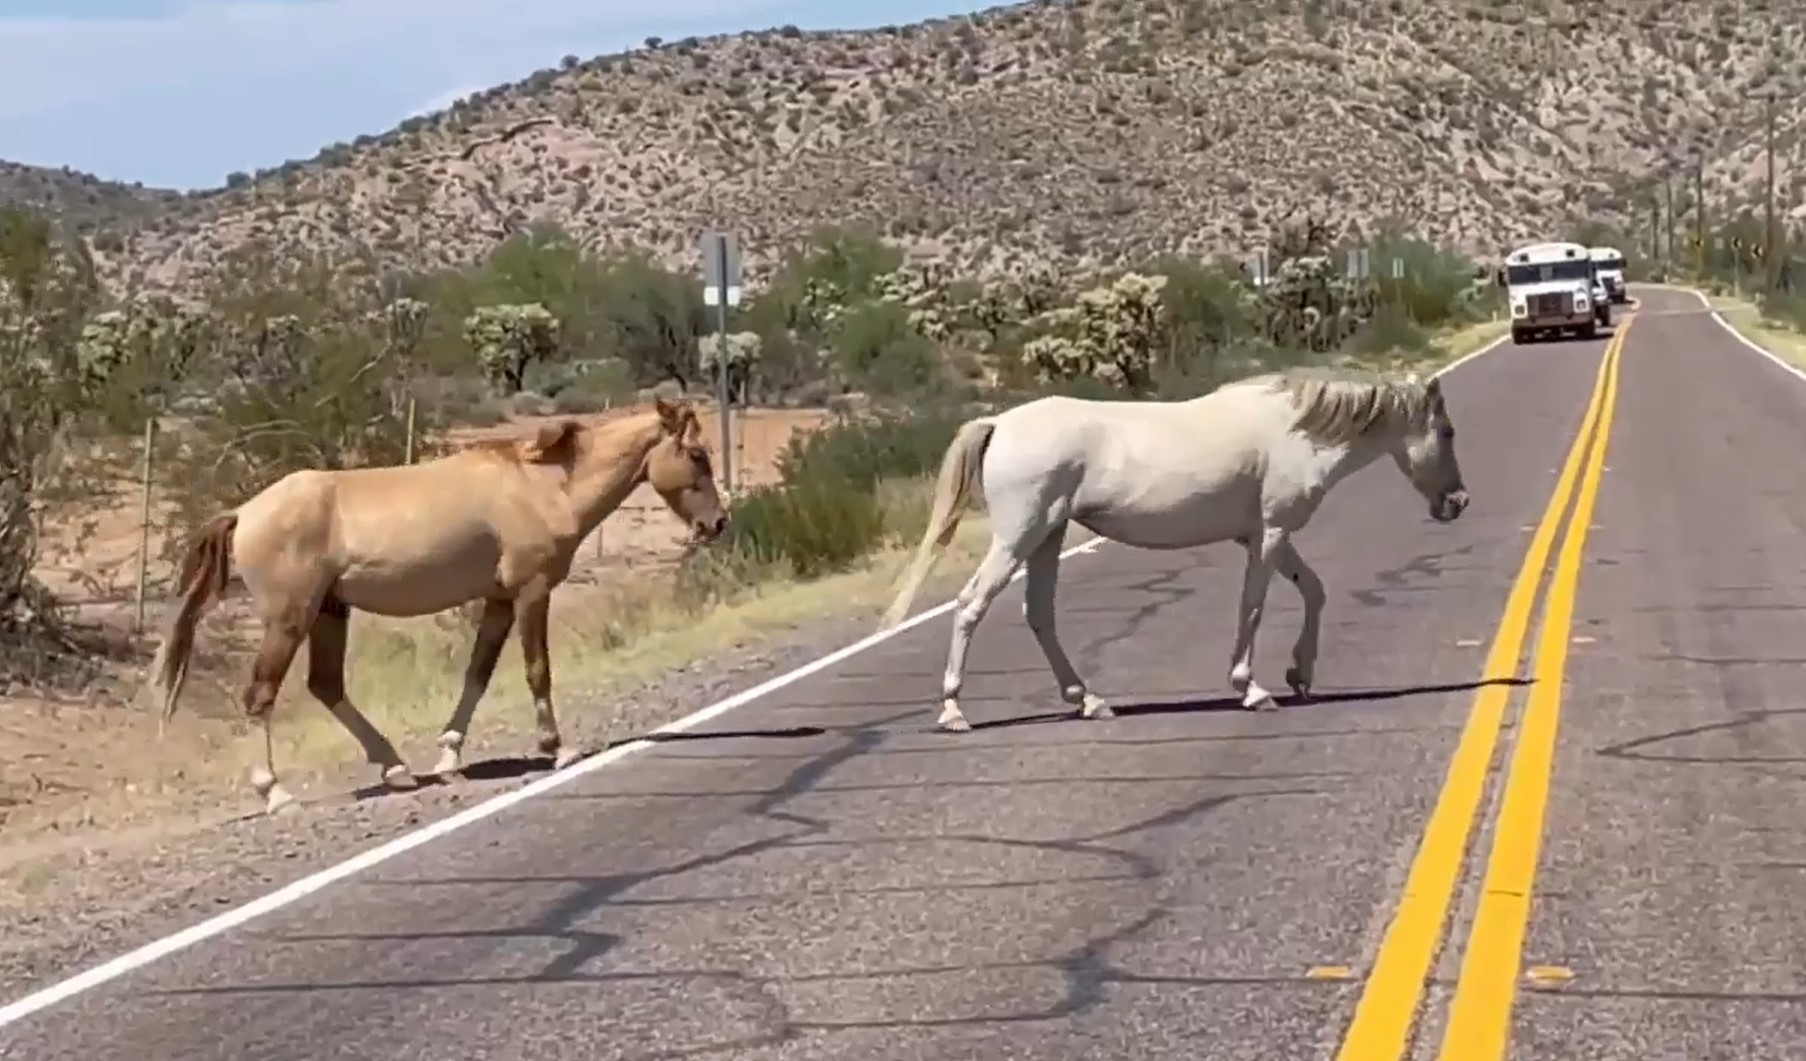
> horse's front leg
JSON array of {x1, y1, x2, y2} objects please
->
[
  {"x1": 1228, "y1": 528, "x2": 1285, "y2": 711},
  {"x1": 1272, "y1": 539, "x2": 1325, "y2": 700}
]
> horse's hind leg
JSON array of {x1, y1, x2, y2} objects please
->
[
  {"x1": 939, "y1": 537, "x2": 1030, "y2": 732},
  {"x1": 1228, "y1": 528, "x2": 1285, "y2": 711},
  {"x1": 306, "y1": 596, "x2": 416, "y2": 791},
  {"x1": 242, "y1": 612, "x2": 311, "y2": 815},
  {"x1": 434, "y1": 597, "x2": 515, "y2": 777},
  {"x1": 1272, "y1": 540, "x2": 1325, "y2": 700},
  {"x1": 1022, "y1": 528, "x2": 1110, "y2": 720}
]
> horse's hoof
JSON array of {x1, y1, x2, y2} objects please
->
[
  {"x1": 1079, "y1": 696, "x2": 1114, "y2": 720},
  {"x1": 431, "y1": 749, "x2": 463, "y2": 778},
  {"x1": 382, "y1": 764, "x2": 419, "y2": 791},
  {"x1": 1285, "y1": 667, "x2": 1313, "y2": 700},
  {"x1": 264, "y1": 784, "x2": 298, "y2": 816},
  {"x1": 937, "y1": 703, "x2": 972, "y2": 732},
  {"x1": 552, "y1": 747, "x2": 583, "y2": 771}
]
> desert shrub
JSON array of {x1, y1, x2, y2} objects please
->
[
  {"x1": 717, "y1": 476, "x2": 887, "y2": 579},
  {"x1": 774, "y1": 407, "x2": 965, "y2": 492},
  {"x1": 712, "y1": 408, "x2": 967, "y2": 579},
  {"x1": 829, "y1": 298, "x2": 940, "y2": 394}
]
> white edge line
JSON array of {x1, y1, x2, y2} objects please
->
[
  {"x1": 1678, "y1": 285, "x2": 1806, "y2": 384},
  {"x1": 0, "y1": 329, "x2": 1514, "y2": 1029}
]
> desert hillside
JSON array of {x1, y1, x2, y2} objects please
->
[{"x1": 8, "y1": 0, "x2": 1806, "y2": 294}]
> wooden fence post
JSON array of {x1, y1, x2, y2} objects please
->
[{"x1": 134, "y1": 417, "x2": 156, "y2": 633}]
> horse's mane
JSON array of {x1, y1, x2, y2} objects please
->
[{"x1": 1233, "y1": 366, "x2": 1437, "y2": 445}]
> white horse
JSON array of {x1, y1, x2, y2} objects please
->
[{"x1": 879, "y1": 367, "x2": 1468, "y2": 731}]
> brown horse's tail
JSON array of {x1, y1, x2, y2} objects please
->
[
  {"x1": 143, "y1": 513, "x2": 237, "y2": 734},
  {"x1": 879, "y1": 416, "x2": 997, "y2": 632}
]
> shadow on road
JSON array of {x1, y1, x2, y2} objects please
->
[
  {"x1": 969, "y1": 676, "x2": 1532, "y2": 731},
  {"x1": 341, "y1": 725, "x2": 832, "y2": 803}
]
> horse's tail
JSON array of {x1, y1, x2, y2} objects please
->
[
  {"x1": 879, "y1": 416, "x2": 997, "y2": 632},
  {"x1": 143, "y1": 512, "x2": 238, "y2": 734}
]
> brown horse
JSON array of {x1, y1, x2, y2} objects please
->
[{"x1": 144, "y1": 397, "x2": 728, "y2": 815}]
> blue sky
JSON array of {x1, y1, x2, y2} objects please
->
[{"x1": 0, "y1": 0, "x2": 1001, "y2": 190}]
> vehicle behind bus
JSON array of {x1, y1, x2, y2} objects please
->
[{"x1": 1589, "y1": 246, "x2": 1629, "y2": 304}]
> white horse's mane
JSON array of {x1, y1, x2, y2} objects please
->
[{"x1": 1231, "y1": 366, "x2": 1439, "y2": 446}]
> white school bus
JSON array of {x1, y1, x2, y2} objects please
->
[
  {"x1": 1500, "y1": 241, "x2": 1608, "y2": 344},
  {"x1": 1588, "y1": 245, "x2": 1629, "y2": 304}
]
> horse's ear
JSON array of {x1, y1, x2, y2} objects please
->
[
  {"x1": 654, "y1": 396, "x2": 686, "y2": 433},
  {"x1": 517, "y1": 419, "x2": 581, "y2": 464}
]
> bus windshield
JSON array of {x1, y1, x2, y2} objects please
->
[
  {"x1": 1593, "y1": 255, "x2": 1625, "y2": 270},
  {"x1": 1506, "y1": 259, "x2": 1592, "y2": 286}
]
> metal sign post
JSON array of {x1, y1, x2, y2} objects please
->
[{"x1": 700, "y1": 231, "x2": 742, "y2": 493}]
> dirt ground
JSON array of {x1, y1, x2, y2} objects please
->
[{"x1": 0, "y1": 404, "x2": 833, "y2": 854}]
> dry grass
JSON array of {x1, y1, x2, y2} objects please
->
[
  {"x1": 1705, "y1": 292, "x2": 1806, "y2": 366},
  {"x1": 6, "y1": 2, "x2": 1804, "y2": 296},
  {"x1": 0, "y1": 475, "x2": 991, "y2": 846},
  {"x1": 1424, "y1": 318, "x2": 1512, "y2": 363}
]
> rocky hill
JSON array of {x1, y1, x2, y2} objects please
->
[
  {"x1": 0, "y1": 161, "x2": 188, "y2": 235},
  {"x1": 8, "y1": 0, "x2": 1806, "y2": 295}
]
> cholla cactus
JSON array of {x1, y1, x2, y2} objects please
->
[
  {"x1": 873, "y1": 264, "x2": 955, "y2": 342},
  {"x1": 463, "y1": 302, "x2": 560, "y2": 394},
  {"x1": 1257, "y1": 254, "x2": 1376, "y2": 351},
  {"x1": 798, "y1": 277, "x2": 848, "y2": 331},
  {"x1": 1023, "y1": 272, "x2": 1169, "y2": 389},
  {"x1": 697, "y1": 330, "x2": 761, "y2": 372},
  {"x1": 698, "y1": 330, "x2": 761, "y2": 404},
  {"x1": 74, "y1": 310, "x2": 137, "y2": 387},
  {"x1": 74, "y1": 297, "x2": 210, "y2": 392},
  {"x1": 372, "y1": 296, "x2": 429, "y2": 356}
]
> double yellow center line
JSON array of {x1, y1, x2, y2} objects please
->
[{"x1": 1334, "y1": 319, "x2": 1630, "y2": 1060}]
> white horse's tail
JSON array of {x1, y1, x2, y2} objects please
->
[{"x1": 879, "y1": 416, "x2": 997, "y2": 631}]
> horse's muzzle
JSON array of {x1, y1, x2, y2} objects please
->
[
  {"x1": 1431, "y1": 489, "x2": 1469, "y2": 523},
  {"x1": 694, "y1": 514, "x2": 729, "y2": 542}
]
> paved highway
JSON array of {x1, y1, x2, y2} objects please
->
[{"x1": 3, "y1": 286, "x2": 1803, "y2": 1060}]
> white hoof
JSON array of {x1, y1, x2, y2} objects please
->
[
  {"x1": 937, "y1": 701, "x2": 972, "y2": 732},
  {"x1": 432, "y1": 747, "x2": 463, "y2": 777},
  {"x1": 1241, "y1": 682, "x2": 1278, "y2": 711},
  {"x1": 1285, "y1": 666, "x2": 1314, "y2": 700},
  {"x1": 1079, "y1": 694, "x2": 1114, "y2": 720},
  {"x1": 381, "y1": 763, "x2": 419, "y2": 791},
  {"x1": 552, "y1": 746, "x2": 583, "y2": 770},
  {"x1": 264, "y1": 784, "x2": 298, "y2": 816}
]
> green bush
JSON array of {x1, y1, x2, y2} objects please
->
[
  {"x1": 830, "y1": 299, "x2": 939, "y2": 394},
  {"x1": 708, "y1": 409, "x2": 968, "y2": 581},
  {"x1": 774, "y1": 407, "x2": 964, "y2": 492},
  {"x1": 718, "y1": 476, "x2": 887, "y2": 579}
]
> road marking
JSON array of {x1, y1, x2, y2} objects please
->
[
  {"x1": 1571, "y1": 636, "x2": 1596, "y2": 645},
  {"x1": 1524, "y1": 965, "x2": 1576, "y2": 986},
  {"x1": 1455, "y1": 638, "x2": 1483, "y2": 647},
  {"x1": 1332, "y1": 326, "x2": 1624, "y2": 1061},
  {"x1": 0, "y1": 336, "x2": 1518, "y2": 1030},
  {"x1": 1434, "y1": 319, "x2": 1629, "y2": 1060},
  {"x1": 1685, "y1": 286, "x2": 1806, "y2": 384},
  {"x1": 1307, "y1": 965, "x2": 1356, "y2": 980}
]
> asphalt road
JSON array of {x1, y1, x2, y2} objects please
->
[{"x1": 2, "y1": 285, "x2": 1800, "y2": 1060}]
